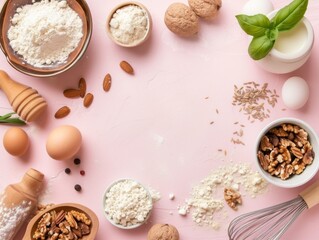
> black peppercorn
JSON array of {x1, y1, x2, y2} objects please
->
[
  {"x1": 74, "y1": 158, "x2": 81, "y2": 165},
  {"x1": 74, "y1": 184, "x2": 82, "y2": 192},
  {"x1": 64, "y1": 168, "x2": 71, "y2": 174}
]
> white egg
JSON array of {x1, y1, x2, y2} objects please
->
[
  {"x1": 242, "y1": 0, "x2": 274, "y2": 15},
  {"x1": 282, "y1": 76, "x2": 309, "y2": 110}
]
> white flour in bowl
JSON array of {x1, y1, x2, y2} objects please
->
[
  {"x1": 109, "y1": 5, "x2": 148, "y2": 45},
  {"x1": 7, "y1": 0, "x2": 83, "y2": 67}
]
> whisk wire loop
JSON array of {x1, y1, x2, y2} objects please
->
[{"x1": 228, "y1": 196, "x2": 308, "y2": 240}]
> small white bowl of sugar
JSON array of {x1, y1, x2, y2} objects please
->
[{"x1": 106, "y1": 2, "x2": 152, "y2": 47}]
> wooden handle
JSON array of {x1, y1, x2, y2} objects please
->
[
  {"x1": 0, "y1": 70, "x2": 29, "y2": 104},
  {"x1": 300, "y1": 180, "x2": 319, "y2": 208}
]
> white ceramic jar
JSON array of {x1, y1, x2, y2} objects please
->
[{"x1": 256, "y1": 10, "x2": 314, "y2": 74}]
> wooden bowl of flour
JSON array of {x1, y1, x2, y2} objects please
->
[
  {"x1": 0, "y1": 0, "x2": 92, "y2": 77},
  {"x1": 106, "y1": 2, "x2": 152, "y2": 47}
]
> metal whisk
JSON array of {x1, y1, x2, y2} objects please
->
[{"x1": 228, "y1": 180, "x2": 319, "y2": 240}]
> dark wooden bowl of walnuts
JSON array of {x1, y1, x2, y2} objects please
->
[{"x1": 23, "y1": 203, "x2": 99, "y2": 240}]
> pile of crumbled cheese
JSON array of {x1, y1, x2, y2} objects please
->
[
  {"x1": 104, "y1": 179, "x2": 153, "y2": 227},
  {"x1": 178, "y1": 163, "x2": 268, "y2": 229}
]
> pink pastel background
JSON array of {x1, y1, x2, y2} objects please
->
[{"x1": 1, "y1": 0, "x2": 319, "y2": 239}]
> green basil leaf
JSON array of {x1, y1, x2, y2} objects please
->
[
  {"x1": 248, "y1": 35, "x2": 275, "y2": 60},
  {"x1": 265, "y1": 28, "x2": 279, "y2": 41},
  {"x1": 236, "y1": 14, "x2": 271, "y2": 37},
  {"x1": 271, "y1": 0, "x2": 308, "y2": 31}
]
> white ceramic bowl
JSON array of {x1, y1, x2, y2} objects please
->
[
  {"x1": 102, "y1": 178, "x2": 153, "y2": 229},
  {"x1": 256, "y1": 10, "x2": 314, "y2": 74},
  {"x1": 255, "y1": 118, "x2": 319, "y2": 188}
]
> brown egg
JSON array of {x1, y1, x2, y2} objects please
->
[
  {"x1": 46, "y1": 125, "x2": 82, "y2": 160},
  {"x1": 3, "y1": 127, "x2": 29, "y2": 156}
]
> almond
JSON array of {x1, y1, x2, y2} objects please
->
[
  {"x1": 103, "y1": 73, "x2": 112, "y2": 92},
  {"x1": 63, "y1": 89, "x2": 81, "y2": 98},
  {"x1": 55, "y1": 106, "x2": 70, "y2": 119},
  {"x1": 83, "y1": 93, "x2": 94, "y2": 108},
  {"x1": 78, "y1": 77, "x2": 86, "y2": 98},
  {"x1": 120, "y1": 61, "x2": 134, "y2": 74}
]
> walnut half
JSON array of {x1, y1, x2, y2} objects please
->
[{"x1": 224, "y1": 188, "x2": 242, "y2": 210}]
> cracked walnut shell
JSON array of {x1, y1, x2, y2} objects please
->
[
  {"x1": 188, "y1": 0, "x2": 222, "y2": 19},
  {"x1": 164, "y1": 3, "x2": 199, "y2": 37},
  {"x1": 224, "y1": 188, "x2": 242, "y2": 210}
]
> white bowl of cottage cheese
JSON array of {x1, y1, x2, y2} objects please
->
[{"x1": 102, "y1": 178, "x2": 153, "y2": 229}]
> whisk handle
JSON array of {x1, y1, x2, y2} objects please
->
[{"x1": 300, "y1": 180, "x2": 319, "y2": 209}]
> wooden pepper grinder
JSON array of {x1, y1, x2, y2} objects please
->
[
  {"x1": 0, "y1": 70, "x2": 47, "y2": 122},
  {"x1": 0, "y1": 168, "x2": 44, "y2": 240}
]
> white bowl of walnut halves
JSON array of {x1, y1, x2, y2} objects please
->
[
  {"x1": 24, "y1": 203, "x2": 99, "y2": 240},
  {"x1": 256, "y1": 118, "x2": 319, "y2": 188}
]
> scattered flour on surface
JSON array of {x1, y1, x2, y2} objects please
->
[
  {"x1": 8, "y1": 0, "x2": 83, "y2": 67},
  {"x1": 178, "y1": 163, "x2": 268, "y2": 229},
  {"x1": 0, "y1": 193, "x2": 32, "y2": 239}
]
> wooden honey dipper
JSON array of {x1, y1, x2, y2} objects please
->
[{"x1": 0, "y1": 70, "x2": 47, "y2": 122}]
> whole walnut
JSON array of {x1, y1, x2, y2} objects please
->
[
  {"x1": 147, "y1": 223, "x2": 180, "y2": 240},
  {"x1": 188, "y1": 0, "x2": 222, "y2": 19},
  {"x1": 164, "y1": 3, "x2": 199, "y2": 37}
]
